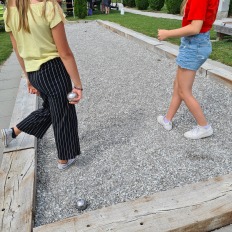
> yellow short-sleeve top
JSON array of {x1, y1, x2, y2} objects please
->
[{"x1": 3, "y1": 2, "x2": 64, "y2": 72}]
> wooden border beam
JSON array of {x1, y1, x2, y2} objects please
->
[
  {"x1": 0, "y1": 148, "x2": 36, "y2": 232},
  {"x1": 34, "y1": 174, "x2": 232, "y2": 232}
]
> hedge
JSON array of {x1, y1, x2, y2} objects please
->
[
  {"x1": 165, "y1": 0, "x2": 182, "y2": 14},
  {"x1": 229, "y1": 0, "x2": 232, "y2": 16},
  {"x1": 149, "y1": 0, "x2": 165, "y2": 11},
  {"x1": 135, "y1": 0, "x2": 149, "y2": 10},
  {"x1": 123, "y1": 0, "x2": 136, "y2": 7}
]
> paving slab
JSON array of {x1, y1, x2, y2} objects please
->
[{"x1": 0, "y1": 53, "x2": 21, "y2": 165}]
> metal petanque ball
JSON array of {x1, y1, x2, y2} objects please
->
[
  {"x1": 76, "y1": 199, "x2": 87, "y2": 210},
  {"x1": 67, "y1": 92, "x2": 77, "y2": 102}
]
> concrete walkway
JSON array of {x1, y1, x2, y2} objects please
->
[
  {"x1": 123, "y1": 7, "x2": 182, "y2": 20},
  {"x1": 0, "y1": 53, "x2": 21, "y2": 165}
]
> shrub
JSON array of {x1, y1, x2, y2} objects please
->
[
  {"x1": 149, "y1": 0, "x2": 165, "y2": 11},
  {"x1": 123, "y1": 0, "x2": 128, "y2": 6},
  {"x1": 123, "y1": 0, "x2": 136, "y2": 7},
  {"x1": 74, "y1": 0, "x2": 87, "y2": 19},
  {"x1": 165, "y1": 0, "x2": 182, "y2": 14},
  {"x1": 229, "y1": 0, "x2": 232, "y2": 16},
  {"x1": 135, "y1": 0, "x2": 149, "y2": 10}
]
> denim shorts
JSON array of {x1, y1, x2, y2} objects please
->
[{"x1": 176, "y1": 32, "x2": 212, "y2": 71}]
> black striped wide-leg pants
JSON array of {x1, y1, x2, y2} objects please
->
[{"x1": 17, "y1": 58, "x2": 80, "y2": 160}]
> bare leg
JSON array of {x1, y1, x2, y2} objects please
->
[
  {"x1": 177, "y1": 67, "x2": 208, "y2": 126},
  {"x1": 165, "y1": 68, "x2": 183, "y2": 121},
  {"x1": 58, "y1": 160, "x2": 68, "y2": 164},
  {"x1": 13, "y1": 126, "x2": 21, "y2": 136}
]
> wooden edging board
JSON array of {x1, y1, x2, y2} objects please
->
[
  {"x1": 0, "y1": 148, "x2": 36, "y2": 232},
  {"x1": 34, "y1": 174, "x2": 232, "y2": 232},
  {"x1": 0, "y1": 77, "x2": 37, "y2": 232},
  {"x1": 96, "y1": 20, "x2": 232, "y2": 84}
]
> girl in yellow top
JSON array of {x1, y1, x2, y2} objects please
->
[{"x1": 2, "y1": 0, "x2": 82, "y2": 170}]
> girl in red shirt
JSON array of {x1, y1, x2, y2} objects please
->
[{"x1": 157, "y1": 0, "x2": 219, "y2": 139}]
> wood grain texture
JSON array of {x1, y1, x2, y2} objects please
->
[
  {"x1": 0, "y1": 149, "x2": 36, "y2": 232},
  {"x1": 33, "y1": 174, "x2": 232, "y2": 232},
  {"x1": 4, "y1": 78, "x2": 37, "y2": 153}
]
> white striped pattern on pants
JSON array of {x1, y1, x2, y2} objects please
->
[{"x1": 17, "y1": 58, "x2": 80, "y2": 160}]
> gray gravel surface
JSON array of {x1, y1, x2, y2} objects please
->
[{"x1": 34, "y1": 21, "x2": 232, "y2": 227}]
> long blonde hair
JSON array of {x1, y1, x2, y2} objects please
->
[
  {"x1": 6, "y1": 0, "x2": 65, "y2": 33},
  {"x1": 181, "y1": 0, "x2": 188, "y2": 16}
]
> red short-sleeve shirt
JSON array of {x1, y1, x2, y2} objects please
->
[{"x1": 182, "y1": 0, "x2": 220, "y2": 33}]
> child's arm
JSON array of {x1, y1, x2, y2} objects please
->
[
  {"x1": 9, "y1": 33, "x2": 39, "y2": 95},
  {"x1": 158, "y1": 20, "x2": 203, "y2": 41},
  {"x1": 52, "y1": 21, "x2": 83, "y2": 103}
]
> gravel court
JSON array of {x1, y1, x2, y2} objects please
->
[{"x1": 34, "y1": 21, "x2": 232, "y2": 227}]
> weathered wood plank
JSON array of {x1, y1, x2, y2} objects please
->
[
  {"x1": 214, "y1": 22, "x2": 232, "y2": 40},
  {"x1": 33, "y1": 174, "x2": 232, "y2": 232},
  {"x1": 0, "y1": 148, "x2": 36, "y2": 232},
  {"x1": 4, "y1": 78, "x2": 37, "y2": 153},
  {"x1": 214, "y1": 23, "x2": 232, "y2": 35},
  {"x1": 214, "y1": 26, "x2": 232, "y2": 36}
]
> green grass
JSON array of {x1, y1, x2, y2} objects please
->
[
  {"x1": 211, "y1": 38, "x2": 232, "y2": 66},
  {"x1": 0, "y1": 30, "x2": 12, "y2": 65},
  {"x1": 68, "y1": 11, "x2": 232, "y2": 66}
]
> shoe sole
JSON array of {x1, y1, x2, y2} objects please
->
[
  {"x1": 1, "y1": 129, "x2": 7, "y2": 147},
  {"x1": 58, "y1": 157, "x2": 78, "y2": 170}
]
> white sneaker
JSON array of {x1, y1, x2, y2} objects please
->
[
  {"x1": 58, "y1": 157, "x2": 77, "y2": 170},
  {"x1": 157, "y1": 115, "x2": 172, "y2": 131},
  {"x1": 184, "y1": 125, "x2": 213, "y2": 140},
  {"x1": 1, "y1": 129, "x2": 14, "y2": 147}
]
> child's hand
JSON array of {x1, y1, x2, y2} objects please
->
[
  {"x1": 69, "y1": 88, "x2": 82, "y2": 104},
  {"x1": 27, "y1": 80, "x2": 40, "y2": 96},
  {"x1": 157, "y1": 29, "x2": 170, "y2": 41}
]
